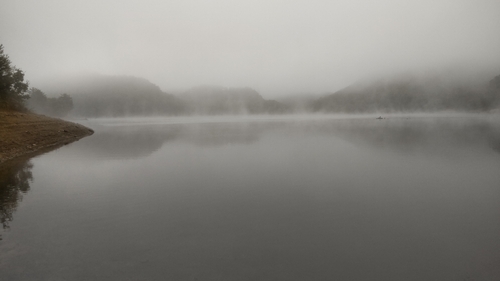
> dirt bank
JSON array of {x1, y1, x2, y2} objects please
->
[{"x1": 0, "y1": 110, "x2": 94, "y2": 164}]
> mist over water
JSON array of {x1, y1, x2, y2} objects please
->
[{"x1": 1, "y1": 115, "x2": 499, "y2": 280}]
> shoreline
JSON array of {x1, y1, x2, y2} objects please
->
[{"x1": 0, "y1": 110, "x2": 94, "y2": 164}]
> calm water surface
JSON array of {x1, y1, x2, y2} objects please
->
[{"x1": 1, "y1": 115, "x2": 500, "y2": 280}]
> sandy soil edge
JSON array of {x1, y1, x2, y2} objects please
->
[{"x1": 0, "y1": 110, "x2": 94, "y2": 164}]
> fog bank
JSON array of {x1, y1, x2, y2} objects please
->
[{"x1": 2, "y1": 0, "x2": 500, "y2": 96}]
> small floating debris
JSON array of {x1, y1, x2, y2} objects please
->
[{"x1": 376, "y1": 116, "x2": 384, "y2": 120}]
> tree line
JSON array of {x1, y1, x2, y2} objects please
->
[
  {"x1": 0, "y1": 45, "x2": 72, "y2": 117},
  {"x1": 26, "y1": 88, "x2": 74, "y2": 117}
]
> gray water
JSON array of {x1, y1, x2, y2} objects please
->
[{"x1": 1, "y1": 115, "x2": 500, "y2": 280}]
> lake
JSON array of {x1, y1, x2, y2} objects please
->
[{"x1": 1, "y1": 115, "x2": 500, "y2": 280}]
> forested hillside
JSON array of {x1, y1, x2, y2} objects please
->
[
  {"x1": 178, "y1": 85, "x2": 288, "y2": 115},
  {"x1": 37, "y1": 71, "x2": 500, "y2": 117},
  {"x1": 40, "y1": 74, "x2": 187, "y2": 117},
  {"x1": 313, "y1": 73, "x2": 500, "y2": 113},
  {"x1": 39, "y1": 75, "x2": 289, "y2": 117}
]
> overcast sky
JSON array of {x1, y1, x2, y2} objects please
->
[{"x1": 1, "y1": 0, "x2": 500, "y2": 97}]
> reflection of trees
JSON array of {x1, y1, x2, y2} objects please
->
[
  {"x1": 317, "y1": 118, "x2": 500, "y2": 155},
  {"x1": 179, "y1": 123, "x2": 262, "y2": 147},
  {"x1": 72, "y1": 126, "x2": 181, "y2": 159},
  {"x1": 0, "y1": 159, "x2": 33, "y2": 240},
  {"x1": 67, "y1": 117, "x2": 500, "y2": 162},
  {"x1": 70, "y1": 122, "x2": 265, "y2": 160}
]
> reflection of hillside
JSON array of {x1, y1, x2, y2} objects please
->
[
  {"x1": 0, "y1": 159, "x2": 33, "y2": 240},
  {"x1": 177, "y1": 123, "x2": 262, "y2": 147},
  {"x1": 70, "y1": 122, "x2": 265, "y2": 160},
  {"x1": 72, "y1": 126, "x2": 182, "y2": 159},
  {"x1": 74, "y1": 117, "x2": 500, "y2": 160},
  {"x1": 315, "y1": 118, "x2": 500, "y2": 156}
]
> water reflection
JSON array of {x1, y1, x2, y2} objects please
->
[
  {"x1": 0, "y1": 116, "x2": 499, "y2": 280},
  {"x1": 316, "y1": 117, "x2": 500, "y2": 156},
  {"x1": 73, "y1": 116, "x2": 500, "y2": 161},
  {"x1": 70, "y1": 122, "x2": 265, "y2": 160},
  {"x1": 2, "y1": 116, "x2": 496, "y2": 238},
  {"x1": 70, "y1": 125, "x2": 182, "y2": 159},
  {"x1": 0, "y1": 158, "x2": 33, "y2": 240}
]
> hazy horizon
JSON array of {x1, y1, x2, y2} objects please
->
[{"x1": 2, "y1": 0, "x2": 500, "y2": 97}]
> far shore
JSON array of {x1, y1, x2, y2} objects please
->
[{"x1": 0, "y1": 110, "x2": 94, "y2": 164}]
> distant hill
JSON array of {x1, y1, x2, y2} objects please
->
[
  {"x1": 35, "y1": 70, "x2": 500, "y2": 116},
  {"x1": 177, "y1": 85, "x2": 289, "y2": 115},
  {"x1": 38, "y1": 75, "x2": 289, "y2": 117},
  {"x1": 38, "y1": 74, "x2": 187, "y2": 117},
  {"x1": 313, "y1": 72, "x2": 500, "y2": 113}
]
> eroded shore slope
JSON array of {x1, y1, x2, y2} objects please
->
[{"x1": 0, "y1": 111, "x2": 94, "y2": 164}]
